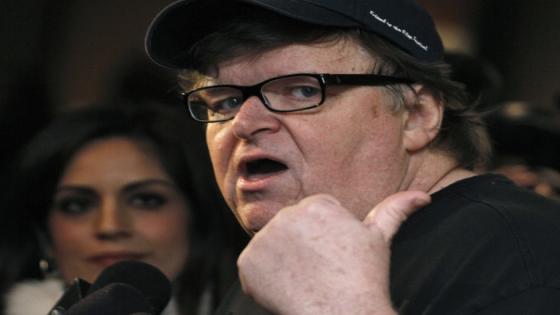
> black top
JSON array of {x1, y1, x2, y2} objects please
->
[
  {"x1": 392, "y1": 174, "x2": 560, "y2": 314},
  {"x1": 215, "y1": 174, "x2": 560, "y2": 314}
]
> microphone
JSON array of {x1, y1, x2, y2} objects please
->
[
  {"x1": 86, "y1": 260, "x2": 172, "y2": 314},
  {"x1": 47, "y1": 260, "x2": 172, "y2": 315},
  {"x1": 65, "y1": 283, "x2": 153, "y2": 315},
  {"x1": 47, "y1": 278, "x2": 91, "y2": 315}
]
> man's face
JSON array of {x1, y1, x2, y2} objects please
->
[{"x1": 206, "y1": 39, "x2": 411, "y2": 234}]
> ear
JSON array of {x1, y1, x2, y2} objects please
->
[{"x1": 402, "y1": 84, "x2": 444, "y2": 153}]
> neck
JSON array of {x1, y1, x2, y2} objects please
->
[{"x1": 405, "y1": 150, "x2": 476, "y2": 194}]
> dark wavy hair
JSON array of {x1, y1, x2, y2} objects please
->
[
  {"x1": 178, "y1": 5, "x2": 491, "y2": 170},
  {"x1": 0, "y1": 103, "x2": 246, "y2": 314}
]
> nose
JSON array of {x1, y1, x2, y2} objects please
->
[
  {"x1": 94, "y1": 199, "x2": 132, "y2": 240},
  {"x1": 231, "y1": 96, "x2": 281, "y2": 140}
]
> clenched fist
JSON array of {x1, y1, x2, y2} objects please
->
[{"x1": 238, "y1": 191, "x2": 431, "y2": 315}]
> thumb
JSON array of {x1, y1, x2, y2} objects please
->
[{"x1": 363, "y1": 191, "x2": 430, "y2": 242}]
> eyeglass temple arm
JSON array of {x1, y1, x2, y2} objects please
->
[{"x1": 321, "y1": 74, "x2": 414, "y2": 86}]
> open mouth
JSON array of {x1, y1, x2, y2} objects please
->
[{"x1": 245, "y1": 158, "x2": 288, "y2": 179}]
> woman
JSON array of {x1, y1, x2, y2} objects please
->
[{"x1": 0, "y1": 103, "x2": 246, "y2": 315}]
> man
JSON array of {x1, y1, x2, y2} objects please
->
[{"x1": 145, "y1": 0, "x2": 560, "y2": 314}]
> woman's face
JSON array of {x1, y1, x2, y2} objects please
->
[{"x1": 48, "y1": 136, "x2": 190, "y2": 284}]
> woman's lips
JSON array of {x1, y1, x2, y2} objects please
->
[{"x1": 88, "y1": 252, "x2": 147, "y2": 267}]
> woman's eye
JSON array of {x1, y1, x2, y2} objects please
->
[
  {"x1": 129, "y1": 193, "x2": 167, "y2": 209},
  {"x1": 53, "y1": 197, "x2": 94, "y2": 215}
]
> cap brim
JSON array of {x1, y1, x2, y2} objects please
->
[{"x1": 145, "y1": 0, "x2": 358, "y2": 68}]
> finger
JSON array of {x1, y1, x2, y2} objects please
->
[
  {"x1": 363, "y1": 191, "x2": 430, "y2": 242},
  {"x1": 237, "y1": 248, "x2": 257, "y2": 297}
]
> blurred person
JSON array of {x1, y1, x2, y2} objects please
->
[
  {"x1": 443, "y1": 53, "x2": 560, "y2": 200},
  {"x1": 144, "y1": 0, "x2": 560, "y2": 314},
  {"x1": 494, "y1": 163, "x2": 560, "y2": 200},
  {"x1": 486, "y1": 100, "x2": 560, "y2": 200},
  {"x1": 0, "y1": 104, "x2": 246, "y2": 315}
]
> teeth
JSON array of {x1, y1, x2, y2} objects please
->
[{"x1": 246, "y1": 159, "x2": 287, "y2": 175}]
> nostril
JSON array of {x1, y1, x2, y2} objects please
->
[{"x1": 96, "y1": 230, "x2": 131, "y2": 240}]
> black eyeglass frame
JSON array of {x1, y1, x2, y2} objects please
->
[{"x1": 181, "y1": 73, "x2": 415, "y2": 123}]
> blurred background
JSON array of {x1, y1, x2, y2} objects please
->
[{"x1": 1, "y1": 0, "x2": 559, "y2": 198}]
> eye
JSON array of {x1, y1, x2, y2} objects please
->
[
  {"x1": 53, "y1": 196, "x2": 95, "y2": 215},
  {"x1": 190, "y1": 87, "x2": 244, "y2": 118},
  {"x1": 291, "y1": 85, "x2": 321, "y2": 99},
  {"x1": 211, "y1": 96, "x2": 244, "y2": 114},
  {"x1": 266, "y1": 76, "x2": 322, "y2": 102},
  {"x1": 128, "y1": 192, "x2": 167, "y2": 209}
]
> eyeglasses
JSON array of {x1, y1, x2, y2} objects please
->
[{"x1": 181, "y1": 73, "x2": 414, "y2": 123}]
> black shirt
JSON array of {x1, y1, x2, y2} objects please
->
[
  {"x1": 392, "y1": 174, "x2": 560, "y2": 314},
  {"x1": 215, "y1": 175, "x2": 560, "y2": 314}
]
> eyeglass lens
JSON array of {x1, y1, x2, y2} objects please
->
[{"x1": 187, "y1": 75, "x2": 323, "y2": 121}]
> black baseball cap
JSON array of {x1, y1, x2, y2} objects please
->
[{"x1": 145, "y1": 0, "x2": 444, "y2": 69}]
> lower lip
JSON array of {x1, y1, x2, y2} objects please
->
[
  {"x1": 238, "y1": 170, "x2": 287, "y2": 191},
  {"x1": 89, "y1": 255, "x2": 146, "y2": 268}
]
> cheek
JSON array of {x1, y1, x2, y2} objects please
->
[
  {"x1": 48, "y1": 215, "x2": 92, "y2": 281},
  {"x1": 207, "y1": 126, "x2": 234, "y2": 194},
  {"x1": 48, "y1": 215, "x2": 89, "y2": 255},
  {"x1": 296, "y1": 94, "x2": 406, "y2": 202},
  {"x1": 207, "y1": 126, "x2": 230, "y2": 169}
]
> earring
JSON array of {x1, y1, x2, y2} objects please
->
[
  {"x1": 39, "y1": 258, "x2": 50, "y2": 274},
  {"x1": 36, "y1": 230, "x2": 57, "y2": 278},
  {"x1": 39, "y1": 256, "x2": 57, "y2": 278}
]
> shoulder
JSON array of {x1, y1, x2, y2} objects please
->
[
  {"x1": 420, "y1": 174, "x2": 560, "y2": 237},
  {"x1": 416, "y1": 174, "x2": 560, "y2": 271},
  {"x1": 4, "y1": 278, "x2": 63, "y2": 315},
  {"x1": 434, "y1": 174, "x2": 560, "y2": 254},
  {"x1": 391, "y1": 174, "x2": 560, "y2": 313}
]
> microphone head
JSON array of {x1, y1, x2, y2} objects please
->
[
  {"x1": 66, "y1": 283, "x2": 152, "y2": 315},
  {"x1": 88, "y1": 260, "x2": 172, "y2": 314}
]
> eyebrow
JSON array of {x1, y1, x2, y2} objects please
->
[
  {"x1": 55, "y1": 179, "x2": 178, "y2": 195},
  {"x1": 54, "y1": 186, "x2": 96, "y2": 196},
  {"x1": 122, "y1": 179, "x2": 178, "y2": 193}
]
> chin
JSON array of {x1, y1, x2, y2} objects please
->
[
  {"x1": 242, "y1": 217, "x2": 270, "y2": 235},
  {"x1": 240, "y1": 208, "x2": 278, "y2": 235}
]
